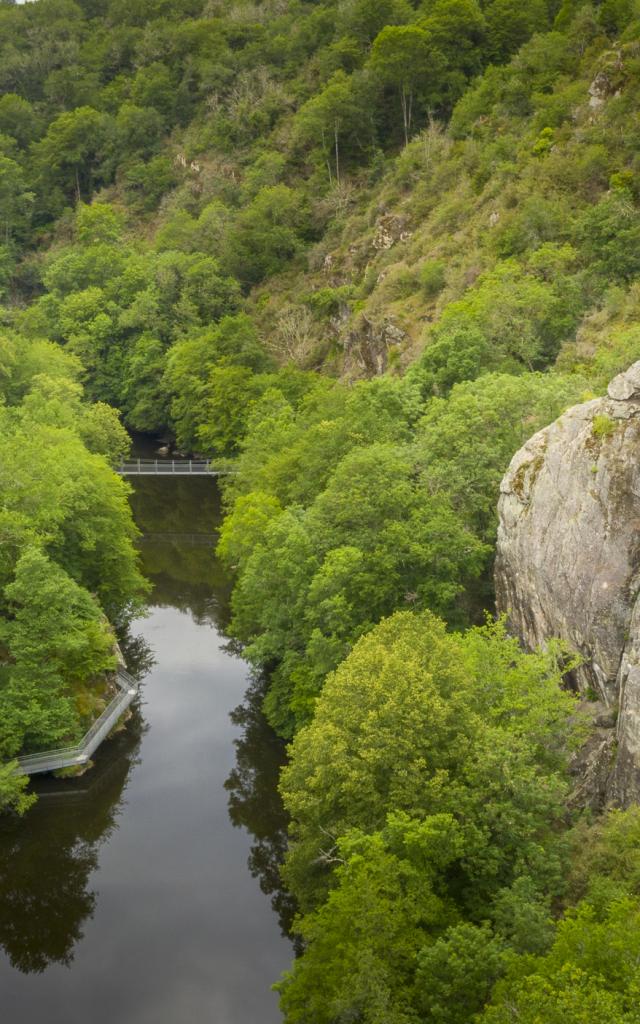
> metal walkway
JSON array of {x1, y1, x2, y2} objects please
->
[
  {"x1": 16, "y1": 667, "x2": 140, "y2": 777},
  {"x1": 118, "y1": 459, "x2": 232, "y2": 476},
  {"x1": 137, "y1": 531, "x2": 218, "y2": 545}
]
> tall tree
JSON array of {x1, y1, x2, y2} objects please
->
[{"x1": 369, "y1": 25, "x2": 442, "y2": 144}]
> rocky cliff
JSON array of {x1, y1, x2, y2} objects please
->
[{"x1": 495, "y1": 362, "x2": 640, "y2": 806}]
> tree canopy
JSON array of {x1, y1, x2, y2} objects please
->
[{"x1": 4, "y1": 0, "x2": 640, "y2": 1016}]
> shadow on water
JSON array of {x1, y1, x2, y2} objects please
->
[{"x1": 0, "y1": 452, "x2": 293, "y2": 1015}]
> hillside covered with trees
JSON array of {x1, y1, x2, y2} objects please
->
[
  {"x1": 4, "y1": 0, "x2": 640, "y2": 1019},
  {"x1": 0, "y1": 331, "x2": 146, "y2": 812}
]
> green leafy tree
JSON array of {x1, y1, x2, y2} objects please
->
[
  {"x1": 369, "y1": 25, "x2": 442, "y2": 144},
  {"x1": 0, "y1": 761, "x2": 34, "y2": 816},
  {"x1": 412, "y1": 371, "x2": 585, "y2": 543},
  {"x1": 113, "y1": 102, "x2": 164, "y2": 161},
  {"x1": 277, "y1": 611, "x2": 579, "y2": 1019},
  {"x1": 0, "y1": 547, "x2": 116, "y2": 760},
  {"x1": 337, "y1": 0, "x2": 413, "y2": 45},
  {"x1": 43, "y1": 66, "x2": 101, "y2": 112},
  {"x1": 217, "y1": 491, "x2": 283, "y2": 568},
  {"x1": 482, "y1": 898, "x2": 640, "y2": 1024},
  {"x1": 196, "y1": 364, "x2": 269, "y2": 457},
  {"x1": 130, "y1": 62, "x2": 177, "y2": 124},
  {"x1": 280, "y1": 611, "x2": 577, "y2": 909},
  {"x1": 421, "y1": 0, "x2": 487, "y2": 85},
  {"x1": 294, "y1": 71, "x2": 372, "y2": 183},
  {"x1": 576, "y1": 194, "x2": 640, "y2": 284},
  {"x1": 0, "y1": 418, "x2": 145, "y2": 616},
  {"x1": 484, "y1": 0, "x2": 549, "y2": 63},
  {"x1": 415, "y1": 923, "x2": 507, "y2": 1024},
  {"x1": 123, "y1": 155, "x2": 177, "y2": 212},
  {"x1": 0, "y1": 93, "x2": 40, "y2": 149},
  {"x1": 75, "y1": 202, "x2": 124, "y2": 246},
  {"x1": 0, "y1": 154, "x2": 32, "y2": 246},
  {"x1": 78, "y1": 401, "x2": 131, "y2": 466},
  {"x1": 278, "y1": 817, "x2": 462, "y2": 1024},
  {"x1": 231, "y1": 443, "x2": 487, "y2": 734},
  {"x1": 224, "y1": 186, "x2": 307, "y2": 287},
  {"x1": 122, "y1": 334, "x2": 169, "y2": 433},
  {"x1": 2, "y1": 546, "x2": 116, "y2": 688},
  {"x1": 32, "y1": 107, "x2": 112, "y2": 208}
]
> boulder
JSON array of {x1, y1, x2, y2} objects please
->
[{"x1": 495, "y1": 361, "x2": 640, "y2": 805}]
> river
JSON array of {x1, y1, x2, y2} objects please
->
[{"x1": 0, "y1": 459, "x2": 292, "y2": 1022}]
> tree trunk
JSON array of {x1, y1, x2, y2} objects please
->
[
  {"x1": 321, "y1": 128, "x2": 333, "y2": 186},
  {"x1": 400, "y1": 86, "x2": 408, "y2": 147},
  {"x1": 334, "y1": 119, "x2": 340, "y2": 186},
  {"x1": 400, "y1": 86, "x2": 413, "y2": 147}
]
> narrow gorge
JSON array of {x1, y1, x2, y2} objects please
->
[{"x1": 5, "y1": 0, "x2": 640, "y2": 1019}]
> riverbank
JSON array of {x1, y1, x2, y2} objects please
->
[{"x1": 0, "y1": 470, "x2": 290, "y2": 1023}]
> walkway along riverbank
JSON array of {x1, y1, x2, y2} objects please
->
[
  {"x1": 0, "y1": 465, "x2": 290, "y2": 1024},
  {"x1": 15, "y1": 666, "x2": 140, "y2": 776},
  {"x1": 13, "y1": 458, "x2": 229, "y2": 774},
  {"x1": 14, "y1": 458, "x2": 230, "y2": 778}
]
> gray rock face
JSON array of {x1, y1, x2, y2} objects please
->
[{"x1": 495, "y1": 362, "x2": 640, "y2": 805}]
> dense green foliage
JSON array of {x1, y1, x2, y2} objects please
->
[
  {"x1": 219, "y1": 369, "x2": 583, "y2": 736},
  {"x1": 0, "y1": 0, "x2": 621, "y2": 439},
  {"x1": 277, "y1": 612, "x2": 582, "y2": 1022},
  {"x1": 5, "y1": 0, "x2": 640, "y2": 1017},
  {"x1": 0, "y1": 332, "x2": 146, "y2": 812},
  {"x1": 480, "y1": 809, "x2": 640, "y2": 1024}
]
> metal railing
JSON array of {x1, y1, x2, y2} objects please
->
[
  {"x1": 15, "y1": 667, "x2": 139, "y2": 777},
  {"x1": 117, "y1": 459, "x2": 232, "y2": 476},
  {"x1": 137, "y1": 532, "x2": 218, "y2": 545}
]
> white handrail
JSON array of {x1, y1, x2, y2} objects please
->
[
  {"x1": 15, "y1": 667, "x2": 139, "y2": 776},
  {"x1": 116, "y1": 459, "x2": 237, "y2": 476}
]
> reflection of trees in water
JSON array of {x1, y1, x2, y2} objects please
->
[
  {"x1": 0, "y1": 712, "x2": 144, "y2": 974},
  {"x1": 131, "y1": 473, "x2": 297, "y2": 939},
  {"x1": 128, "y1": 476, "x2": 223, "y2": 540},
  {"x1": 117, "y1": 625, "x2": 156, "y2": 681},
  {"x1": 131, "y1": 469, "x2": 296, "y2": 948},
  {"x1": 140, "y1": 550, "x2": 231, "y2": 629},
  {"x1": 129, "y1": 469, "x2": 295, "y2": 935},
  {"x1": 225, "y1": 677, "x2": 298, "y2": 945},
  {"x1": 129, "y1": 477, "x2": 233, "y2": 629}
]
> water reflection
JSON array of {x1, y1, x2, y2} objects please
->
[
  {"x1": 128, "y1": 476, "x2": 232, "y2": 628},
  {"x1": 135, "y1": 474, "x2": 296, "y2": 939},
  {"x1": 0, "y1": 714, "x2": 144, "y2": 973},
  {"x1": 0, "y1": 459, "x2": 291, "y2": 1021},
  {"x1": 226, "y1": 676, "x2": 297, "y2": 942},
  {"x1": 117, "y1": 627, "x2": 156, "y2": 682}
]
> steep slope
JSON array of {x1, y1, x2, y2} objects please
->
[
  {"x1": 4, "y1": 1, "x2": 640, "y2": 455},
  {"x1": 496, "y1": 361, "x2": 640, "y2": 805}
]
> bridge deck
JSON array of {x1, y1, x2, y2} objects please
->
[
  {"x1": 16, "y1": 667, "x2": 139, "y2": 776},
  {"x1": 118, "y1": 459, "x2": 231, "y2": 476},
  {"x1": 137, "y1": 532, "x2": 218, "y2": 545}
]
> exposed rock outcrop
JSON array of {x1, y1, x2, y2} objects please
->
[
  {"x1": 496, "y1": 362, "x2": 640, "y2": 806},
  {"x1": 344, "y1": 312, "x2": 406, "y2": 376}
]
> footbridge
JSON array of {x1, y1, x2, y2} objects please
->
[
  {"x1": 138, "y1": 531, "x2": 218, "y2": 545},
  {"x1": 118, "y1": 459, "x2": 234, "y2": 476},
  {"x1": 16, "y1": 667, "x2": 140, "y2": 777}
]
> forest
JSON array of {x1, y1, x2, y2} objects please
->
[{"x1": 3, "y1": 0, "x2": 640, "y2": 1019}]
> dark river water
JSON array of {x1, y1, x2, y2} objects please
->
[{"x1": 0, "y1": 463, "x2": 292, "y2": 1022}]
